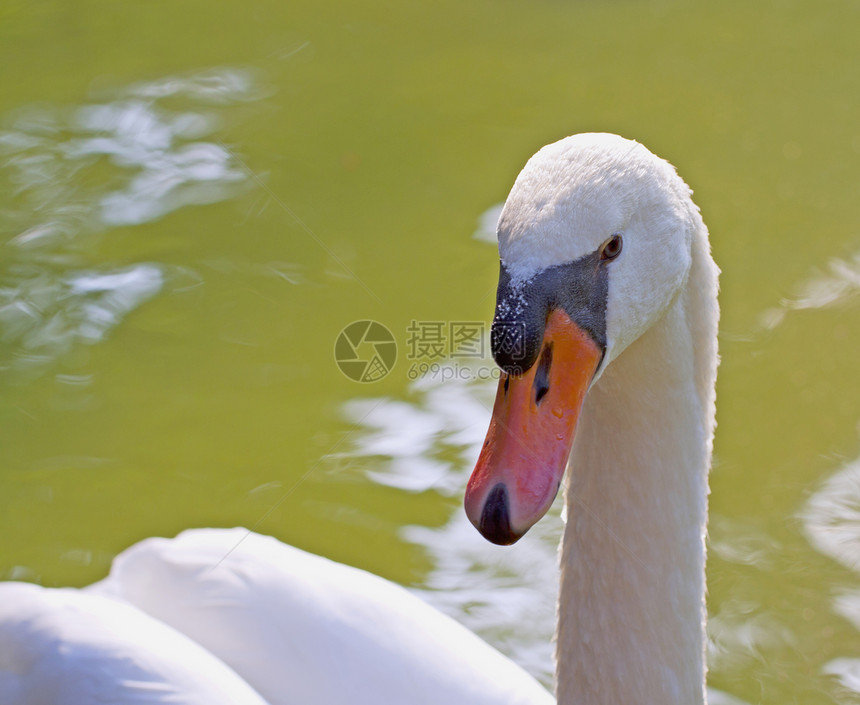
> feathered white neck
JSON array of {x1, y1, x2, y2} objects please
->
[{"x1": 556, "y1": 219, "x2": 719, "y2": 705}]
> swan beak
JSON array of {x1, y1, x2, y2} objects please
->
[{"x1": 465, "y1": 308, "x2": 602, "y2": 545}]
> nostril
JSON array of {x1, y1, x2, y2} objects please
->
[{"x1": 533, "y1": 343, "x2": 553, "y2": 405}]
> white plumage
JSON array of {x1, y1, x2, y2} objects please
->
[
  {"x1": 0, "y1": 580, "x2": 269, "y2": 705},
  {"x1": 88, "y1": 528, "x2": 554, "y2": 705},
  {"x1": 0, "y1": 528, "x2": 553, "y2": 705}
]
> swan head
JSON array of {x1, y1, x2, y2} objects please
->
[{"x1": 465, "y1": 133, "x2": 699, "y2": 544}]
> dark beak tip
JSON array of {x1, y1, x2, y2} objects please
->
[{"x1": 477, "y1": 483, "x2": 523, "y2": 545}]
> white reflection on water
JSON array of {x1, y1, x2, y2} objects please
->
[
  {"x1": 0, "y1": 68, "x2": 260, "y2": 381},
  {"x1": 472, "y1": 202, "x2": 503, "y2": 244},
  {"x1": 825, "y1": 658, "x2": 860, "y2": 701},
  {"x1": 707, "y1": 601, "x2": 796, "y2": 673},
  {"x1": 706, "y1": 515, "x2": 792, "y2": 675},
  {"x1": 803, "y1": 452, "x2": 860, "y2": 698},
  {"x1": 123, "y1": 69, "x2": 260, "y2": 105},
  {"x1": 760, "y1": 250, "x2": 860, "y2": 330},
  {"x1": 342, "y1": 373, "x2": 496, "y2": 496},
  {"x1": 0, "y1": 264, "x2": 163, "y2": 380},
  {"x1": 73, "y1": 107, "x2": 243, "y2": 227},
  {"x1": 834, "y1": 589, "x2": 860, "y2": 633},
  {"x1": 708, "y1": 514, "x2": 780, "y2": 569},
  {"x1": 1, "y1": 67, "x2": 256, "y2": 242},
  {"x1": 803, "y1": 454, "x2": 860, "y2": 573}
]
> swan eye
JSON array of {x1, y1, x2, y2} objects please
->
[{"x1": 600, "y1": 234, "x2": 623, "y2": 261}]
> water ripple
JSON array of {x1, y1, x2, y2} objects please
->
[
  {"x1": 803, "y1": 454, "x2": 860, "y2": 573},
  {"x1": 0, "y1": 263, "x2": 164, "y2": 380},
  {"x1": 803, "y1": 451, "x2": 860, "y2": 699},
  {"x1": 1, "y1": 67, "x2": 257, "y2": 244},
  {"x1": 0, "y1": 68, "x2": 262, "y2": 383},
  {"x1": 760, "y1": 250, "x2": 860, "y2": 330},
  {"x1": 824, "y1": 658, "x2": 860, "y2": 700},
  {"x1": 472, "y1": 202, "x2": 503, "y2": 244}
]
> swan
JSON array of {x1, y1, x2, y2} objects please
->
[
  {"x1": 0, "y1": 132, "x2": 718, "y2": 705},
  {"x1": 464, "y1": 132, "x2": 718, "y2": 705}
]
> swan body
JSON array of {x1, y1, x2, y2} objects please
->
[
  {"x1": 0, "y1": 133, "x2": 718, "y2": 705},
  {"x1": 87, "y1": 528, "x2": 553, "y2": 705},
  {"x1": 0, "y1": 529, "x2": 552, "y2": 705},
  {"x1": 0, "y1": 581, "x2": 269, "y2": 705}
]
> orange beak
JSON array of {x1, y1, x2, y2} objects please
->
[{"x1": 465, "y1": 308, "x2": 602, "y2": 544}]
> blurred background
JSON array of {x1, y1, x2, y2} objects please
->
[{"x1": 2, "y1": 0, "x2": 860, "y2": 702}]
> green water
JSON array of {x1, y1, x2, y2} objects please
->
[{"x1": 2, "y1": 0, "x2": 860, "y2": 702}]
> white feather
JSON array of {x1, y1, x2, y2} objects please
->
[
  {"x1": 0, "y1": 581, "x2": 269, "y2": 705},
  {"x1": 87, "y1": 528, "x2": 553, "y2": 705}
]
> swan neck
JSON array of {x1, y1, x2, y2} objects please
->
[{"x1": 556, "y1": 231, "x2": 718, "y2": 705}]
